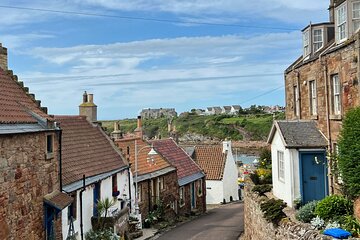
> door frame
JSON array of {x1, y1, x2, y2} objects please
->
[{"x1": 299, "y1": 150, "x2": 328, "y2": 204}]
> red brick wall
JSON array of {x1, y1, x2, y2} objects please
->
[
  {"x1": 178, "y1": 177, "x2": 206, "y2": 216},
  {"x1": 0, "y1": 131, "x2": 60, "y2": 239}
]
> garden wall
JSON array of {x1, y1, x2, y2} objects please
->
[{"x1": 243, "y1": 181, "x2": 331, "y2": 240}]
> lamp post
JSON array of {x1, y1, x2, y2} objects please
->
[{"x1": 134, "y1": 140, "x2": 157, "y2": 217}]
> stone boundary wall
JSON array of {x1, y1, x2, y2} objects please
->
[{"x1": 243, "y1": 181, "x2": 331, "y2": 240}]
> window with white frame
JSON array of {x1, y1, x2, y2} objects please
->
[
  {"x1": 294, "y1": 85, "x2": 300, "y2": 117},
  {"x1": 137, "y1": 185, "x2": 142, "y2": 202},
  {"x1": 332, "y1": 74, "x2": 341, "y2": 115},
  {"x1": 303, "y1": 30, "x2": 310, "y2": 57},
  {"x1": 309, "y1": 80, "x2": 317, "y2": 115},
  {"x1": 353, "y1": 1, "x2": 360, "y2": 32},
  {"x1": 336, "y1": 3, "x2": 347, "y2": 41},
  {"x1": 313, "y1": 29, "x2": 323, "y2": 52},
  {"x1": 159, "y1": 176, "x2": 165, "y2": 191},
  {"x1": 179, "y1": 187, "x2": 185, "y2": 207},
  {"x1": 277, "y1": 151, "x2": 285, "y2": 182}
]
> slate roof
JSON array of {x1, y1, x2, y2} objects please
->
[
  {"x1": 44, "y1": 190, "x2": 73, "y2": 211},
  {"x1": 0, "y1": 68, "x2": 50, "y2": 124},
  {"x1": 223, "y1": 106, "x2": 231, "y2": 111},
  {"x1": 151, "y1": 139, "x2": 204, "y2": 185},
  {"x1": 193, "y1": 145, "x2": 226, "y2": 181},
  {"x1": 232, "y1": 105, "x2": 241, "y2": 110},
  {"x1": 114, "y1": 137, "x2": 174, "y2": 177},
  {"x1": 54, "y1": 116, "x2": 128, "y2": 186},
  {"x1": 267, "y1": 120, "x2": 328, "y2": 148}
]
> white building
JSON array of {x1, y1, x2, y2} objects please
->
[
  {"x1": 191, "y1": 141, "x2": 239, "y2": 204},
  {"x1": 267, "y1": 120, "x2": 328, "y2": 207}
]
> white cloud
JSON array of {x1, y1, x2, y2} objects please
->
[{"x1": 17, "y1": 32, "x2": 299, "y2": 117}]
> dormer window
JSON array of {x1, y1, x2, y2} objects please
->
[
  {"x1": 313, "y1": 29, "x2": 323, "y2": 52},
  {"x1": 303, "y1": 30, "x2": 310, "y2": 57},
  {"x1": 336, "y1": 3, "x2": 347, "y2": 42},
  {"x1": 353, "y1": 1, "x2": 360, "y2": 32}
]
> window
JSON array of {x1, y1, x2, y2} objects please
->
[
  {"x1": 112, "y1": 175, "x2": 119, "y2": 197},
  {"x1": 303, "y1": 30, "x2": 310, "y2": 57},
  {"x1": 68, "y1": 192, "x2": 77, "y2": 222},
  {"x1": 309, "y1": 80, "x2": 317, "y2": 115},
  {"x1": 277, "y1": 151, "x2": 285, "y2": 182},
  {"x1": 179, "y1": 187, "x2": 185, "y2": 207},
  {"x1": 46, "y1": 134, "x2": 54, "y2": 159},
  {"x1": 294, "y1": 85, "x2": 300, "y2": 117},
  {"x1": 137, "y1": 185, "x2": 142, "y2": 202},
  {"x1": 313, "y1": 29, "x2": 323, "y2": 52},
  {"x1": 159, "y1": 176, "x2": 165, "y2": 191},
  {"x1": 337, "y1": 3, "x2": 347, "y2": 41},
  {"x1": 127, "y1": 146, "x2": 130, "y2": 155},
  {"x1": 353, "y1": 1, "x2": 360, "y2": 32},
  {"x1": 197, "y1": 179, "x2": 203, "y2": 197},
  {"x1": 332, "y1": 75, "x2": 341, "y2": 115}
]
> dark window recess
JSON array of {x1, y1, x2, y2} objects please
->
[
  {"x1": 112, "y1": 175, "x2": 120, "y2": 197},
  {"x1": 68, "y1": 193, "x2": 77, "y2": 221},
  {"x1": 127, "y1": 146, "x2": 130, "y2": 155},
  {"x1": 47, "y1": 135, "x2": 53, "y2": 154}
]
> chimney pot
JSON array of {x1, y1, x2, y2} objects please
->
[
  {"x1": 88, "y1": 93, "x2": 94, "y2": 103},
  {"x1": 83, "y1": 91, "x2": 88, "y2": 103}
]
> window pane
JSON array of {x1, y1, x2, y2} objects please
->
[{"x1": 354, "y1": 2, "x2": 360, "y2": 18}]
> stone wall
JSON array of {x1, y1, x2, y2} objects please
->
[
  {"x1": 0, "y1": 131, "x2": 60, "y2": 239},
  {"x1": 285, "y1": 37, "x2": 360, "y2": 146},
  {"x1": 243, "y1": 182, "x2": 331, "y2": 240}
]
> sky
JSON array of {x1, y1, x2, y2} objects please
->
[{"x1": 0, "y1": 0, "x2": 330, "y2": 119}]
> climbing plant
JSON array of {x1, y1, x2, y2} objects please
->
[{"x1": 338, "y1": 107, "x2": 360, "y2": 199}]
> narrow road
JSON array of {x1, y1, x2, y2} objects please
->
[{"x1": 155, "y1": 202, "x2": 244, "y2": 240}]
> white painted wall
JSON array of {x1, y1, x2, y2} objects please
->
[
  {"x1": 206, "y1": 180, "x2": 224, "y2": 204},
  {"x1": 271, "y1": 130, "x2": 300, "y2": 207},
  {"x1": 62, "y1": 169, "x2": 133, "y2": 240},
  {"x1": 222, "y1": 146, "x2": 239, "y2": 202}
]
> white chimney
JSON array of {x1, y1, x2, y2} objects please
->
[{"x1": 222, "y1": 140, "x2": 232, "y2": 154}]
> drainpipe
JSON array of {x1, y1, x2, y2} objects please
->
[
  {"x1": 80, "y1": 175, "x2": 85, "y2": 240},
  {"x1": 127, "y1": 165, "x2": 132, "y2": 213},
  {"x1": 58, "y1": 128, "x2": 63, "y2": 191},
  {"x1": 319, "y1": 42, "x2": 335, "y2": 194}
]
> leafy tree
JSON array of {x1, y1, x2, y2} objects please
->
[{"x1": 338, "y1": 107, "x2": 360, "y2": 199}]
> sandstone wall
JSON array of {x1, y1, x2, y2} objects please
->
[{"x1": 0, "y1": 132, "x2": 60, "y2": 240}]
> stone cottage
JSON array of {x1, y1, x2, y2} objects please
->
[
  {"x1": 188, "y1": 141, "x2": 239, "y2": 204},
  {"x1": 113, "y1": 117, "x2": 178, "y2": 224},
  {"x1": 56, "y1": 93, "x2": 132, "y2": 240},
  {"x1": 150, "y1": 139, "x2": 206, "y2": 215},
  {"x1": 277, "y1": 0, "x2": 360, "y2": 204},
  {"x1": 0, "y1": 43, "x2": 72, "y2": 240}
]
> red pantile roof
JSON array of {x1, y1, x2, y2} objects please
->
[
  {"x1": 114, "y1": 137, "x2": 172, "y2": 176},
  {"x1": 0, "y1": 69, "x2": 50, "y2": 123},
  {"x1": 193, "y1": 145, "x2": 226, "y2": 180},
  {"x1": 55, "y1": 116, "x2": 128, "y2": 186},
  {"x1": 151, "y1": 139, "x2": 203, "y2": 180}
]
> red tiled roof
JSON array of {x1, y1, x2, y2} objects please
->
[
  {"x1": 114, "y1": 137, "x2": 172, "y2": 176},
  {"x1": 151, "y1": 139, "x2": 203, "y2": 180},
  {"x1": 193, "y1": 145, "x2": 226, "y2": 180},
  {"x1": 55, "y1": 116, "x2": 128, "y2": 186},
  {"x1": 0, "y1": 69, "x2": 50, "y2": 123}
]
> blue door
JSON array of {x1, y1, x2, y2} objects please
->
[
  {"x1": 300, "y1": 152, "x2": 327, "y2": 204},
  {"x1": 93, "y1": 182, "x2": 101, "y2": 216}
]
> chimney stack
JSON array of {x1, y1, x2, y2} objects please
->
[
  {"x1": 0, "y1": 43, "x2": 8, "y2": 71},
  {"x1": 79, "y1": 91, "x2": 97, "y2": 122},
  {"x1": 111, "y1": 122, "x2": 123, "y2": 140},
  {"x1": 134, "y1": 116, "x2": 143, "y2": 139},
  {"x1": 222, "y1": 140, "x2": 232, "y2": 154}
]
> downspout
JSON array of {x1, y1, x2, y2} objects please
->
[
  {"x1": 58, "y1": 128, "x2": 63, "y2": 191},
  {"x1": 148, "y1": 179, "x2": 151, "y2": 214},
  {"x1": 319, "y1": 42, "x2": 335, "y2": 194},
  {"x1": 80, "y1": 175, "x2": 85, "y2": 240},
  {"x1": 127, "y1": 165, "x2": 132, "y2": 213}
]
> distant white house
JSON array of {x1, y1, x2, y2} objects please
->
[
  {"x1": 267, "y1": 120, "x2": 328, "y2": 207},
  {"x1": 230, "y1": 105, "x2": 241, "y2": 115},
  {"x1": 190, "y1": 141, "x2": 239, "y2": 204},
  {"x1": 221, "y1": 106, "x2": 231, "y2": 114}
]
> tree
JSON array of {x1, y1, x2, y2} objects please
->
[{"x1": 338, "y1": 107, "x2": 360, "y2": 199}]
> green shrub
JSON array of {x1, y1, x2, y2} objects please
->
[
  {"x1": 340, "y1": 215, "x2": 360, "y2": 237},
  {"x1": 314, "y1": 195, "x2": 353, "y2": 221},
  {"x1": 85, "y1": 229, "x2": 119, "y2": 240},
  {"x1": 260, "y1": 198, "x2": 287, "y2": 226},
  {"x1": 249, "y1": 173, "x2": 260, "y2": 185},
  {"x1": 338, "y1": 107, "x2": 360, "y2": 199},
  {"x1": 252, "y1": 184, "x2": 272, "y2": 196},
  {"x1": 295, "y1": 201, "x2": 318, "y2": 223}
]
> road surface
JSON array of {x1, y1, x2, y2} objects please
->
[{"x1": 155, "y1": 202, "x2": 244, "y2": 240}]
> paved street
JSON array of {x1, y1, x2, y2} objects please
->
[{"x1": 156, "y1": 202, "x2": 244, "y2": 240}]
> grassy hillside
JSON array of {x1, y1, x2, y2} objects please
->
[{"x1": 101, "y1": 112, "x2": 285, "y2": 141}]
